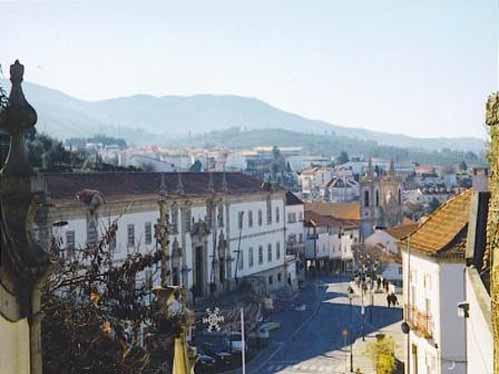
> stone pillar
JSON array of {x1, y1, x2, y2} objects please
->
[
  {"x1": 0, "y1": 60, "x2": 50, "y2": 374},
  {"x1": 485, "y1": 92, "x2": 499, "y2": 374}
]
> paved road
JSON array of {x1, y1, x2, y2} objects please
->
[{"x1": 250, "y1": 277, "x2": 403, "y2": 374}]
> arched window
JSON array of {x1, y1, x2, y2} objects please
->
[
  {"x1": 375, "y1": 190, "x2": 380, "y2": 207},
  {"x1": 364, "y1": 190, "x2": 370, "y2": 207}
]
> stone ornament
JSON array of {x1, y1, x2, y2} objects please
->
[{"x1": 486, "y1": 92, "x2": 499, "y2": 127}]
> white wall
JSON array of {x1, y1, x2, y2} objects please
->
[
  {"x1": 402, "y1": 251, "x2": 466, "y2": 374},
  {"x1": 465, "y1": 269, "x2": 493, "y2": 374},
  {"x1": 365, "y1": 230, "x2": 399, "y2": 254},
  {"x1": 55, "y1": 194, "x2": 287, "y2": 293}
]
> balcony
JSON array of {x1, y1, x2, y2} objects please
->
[{"x1": 405, "y1": 305, "x2": 433, "y2": 340}]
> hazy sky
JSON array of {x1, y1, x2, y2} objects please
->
[{"x1": 2, "y1": 1, "x2": 498, "y2": 138}]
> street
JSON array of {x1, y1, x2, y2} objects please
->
[{"x1": 248, "y1": 277, "x2": 403, "y2": 374}]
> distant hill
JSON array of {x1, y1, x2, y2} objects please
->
[{"x1": 0, "y1": 80, "x2": 486, "y2": 153}]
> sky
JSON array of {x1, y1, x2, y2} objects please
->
[{"x1": 2, "y1": 1, "x2": 499, "y2": 139}]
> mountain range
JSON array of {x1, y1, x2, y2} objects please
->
[{"x1": 0, "y1": 80, "x2": 485, "y2": 153}]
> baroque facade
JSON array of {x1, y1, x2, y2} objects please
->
[{"x1": 45, "y1": 172, "x2": 291, "y2": 301}]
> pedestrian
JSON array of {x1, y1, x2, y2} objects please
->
[
  {"x1": 391, "y1": 293, "x2": 399, "y2": 306},
  {"x1": 386, "y1": 294, "x2": 391, "y2": 308},
  {"x1": 376, "y1": 277, "x2": 382, "y2": 290}
]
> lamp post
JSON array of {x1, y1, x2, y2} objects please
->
[{"x1": 348, "y1": 290, "x2": 354, "y2": 372}]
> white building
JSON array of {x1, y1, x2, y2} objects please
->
[
  {"x1": 298, "y1": 166, "x2": 335, "y2": 199},
  {"x1": 304, "y1": 203, "x2": 360, "y2": 273},
  {"x1": 285, "y1": 192, "x2": 305, "y2": 282},
  {"x1": 401, "y1": 190, "x2": 471, "y2": 374},
  {"x1": 45, "y1": 172, "x2": 290, "y2": 301},
  {"x1": 322, "y1": 176, "x2": 360, "y2": 203},
  {"x1": 464, "y1": 191, "x2": 492, "y2": 374}
]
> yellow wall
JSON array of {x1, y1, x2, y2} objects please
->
[{"x1": 0, "y1": 315, "x2": 30, "y2": 374}]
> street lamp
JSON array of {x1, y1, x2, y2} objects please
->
[{"x1": 348, "y1": 289, "x2": 354, "y2": 372}]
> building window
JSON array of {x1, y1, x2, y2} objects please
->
[
  {"x1": 375, "y1": 190, "x2": 380, "y2": 207},
  {"x1": 207, "y1": 203, "x2": 214, "y2": 229},
  {"x1": 145, "y1": 269, "x2": 154, "y2": 290},
  {"x1": 266, "y1": 197, "x2": 272, "y2": 225},
  {"x1": 258, "y1": 210, "x2": 263, "y2": 226},
  {"x1": 238, "y1": 248, "x2": 244, "y2": 270},
  {"x1": 110, "y1": 236, "x2": 117, "y2": 254},
  {"x1": 238, "y1": 211, "x2": 244, "y2": 230},
  {"x1": 299, "y1": 233, "x2": 303, "y2": 243},
  {"x1": 275, "y1": 206, "x2": 280, "y2": 223},
  {"x1": 65, "y1": 230, "x2": 75, "y2": 258},
  {"x1": 217, "y1": 204, "x2": 224, "y2": 227},
  {"x1": 87, "y1": 220, "x2": 98, "y2": 247},
  {"x1": 398, "y1": 189, "x2": 402, "y2": 205},
  {"x1": 182, "y1": 207, "x2": 191, "y2": 233},
  {"x1": 268, "y1": 275, "x2": 273, "y2": 285},
  {"x1": 267, "y1": 243, "x2": 272, "y2": 262},
  {"x1": 171, "y1": 204, "x2": 179, "y2": 234},
  {"x1": 127, "y1": 224, "x2": 135, "y2": 248},
  {"x1": 277, "y1": 273, "x2": 282, "y2": 282},
  {"x1": 258, "y1": 246, "x2": 263, "y2": 264},
  {"x1": 248, "y1": 210, "x2": 253, "y2": 227},
  {"x1": 249, "y1": 247, "x2": 254, "y2": 267},
  {"x1": 299, "y1": 211, "x2": 303, "y2": 221},
  {"x1": 287, "y1": 212, "x2": 297, "y2": 224},
  {"x1": 145, "y1": 222, "x2": 152, "y2": 245},
  {"x1": 364, "y1": 190, "x2": 369, "y2": 207},
  {"x1": 276, "y1": 241, "x2": 281, "y2": 260}
]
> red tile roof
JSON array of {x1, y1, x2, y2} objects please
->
[
  {"x1": 401, "y1": 189, "x2": 472, "y2": 258},
  {"x1": 305, "y1": 202, "x2": 360, "y2": 221},
  {"x1": 45, "y1": 172, "x2": 281, "y2": 202},
  {"x1": 386, "y1": 223, "x2": 419, "y2": 240}
]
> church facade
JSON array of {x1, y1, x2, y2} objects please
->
[{"x1": 360, "y1": 159, "x2": 403, "y2": 238}]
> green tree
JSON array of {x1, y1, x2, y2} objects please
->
[
  {"x1": 365, "y1": 335, "x2": 397, "y2": 374},
  {"x1": 336, "y1": 151, "x2": 349, "y2": 165}
]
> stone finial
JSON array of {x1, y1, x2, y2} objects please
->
[
  {"x1": 486, "y1": 92, "x2": 499, "y2": 127},
  {"x1": 0, "y1": 60, "x2": 37, "y2": 176},
  {"x1": 159, "y1": 173, "x2": 168, "y2": 198},
  {"x1": 176, "y1": 172, "x2": 184, "y2": 195},
  {"x1": 208, "y1": 172, "x2": 215, "y2": 194}
]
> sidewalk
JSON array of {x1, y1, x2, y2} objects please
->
[{"x1": 348, "y1": 292, "x2": 405, "y2": 374}]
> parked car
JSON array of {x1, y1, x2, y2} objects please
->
[{"x1": 225, "y1": 332, "x2": 247, "y2": 353}]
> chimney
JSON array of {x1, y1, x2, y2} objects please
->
[{"x1": 472, "y1": 167, "x2": 489, "y2": 192}]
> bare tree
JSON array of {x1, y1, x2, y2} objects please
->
[{"x1": 42, "y1": 219, "x2": 183, "y2": 374}]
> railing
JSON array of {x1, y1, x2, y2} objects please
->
[{"x1": 405, "y1": 304, "x2": 433, "y2": 339}]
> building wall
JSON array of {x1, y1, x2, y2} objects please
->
[
  {"x1": 402, "y1": 251, "x2": 440, "y2": 374},
  {"x1": 402, "y1": 251, "x2": 465, "y2": 374},
  {"x1": 465, "y1": 268, "x2": 493, "y2": 374},
  {"x1": 365, "y1": 230, "x2": 399, "y2": 254},
  {"x1": 439, "y1": 262, "x2": 465, "y2": 374},
  {"x1": 52, "y1": 192, "x2": 287, "y2": 296}
]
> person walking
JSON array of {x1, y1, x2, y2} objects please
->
[
  {"x1": 386, "y1": 294, "x2": 391, "y2": 308},
  {"x1": 391, "y1": 293, "x2": 399, "y2": 306}
]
